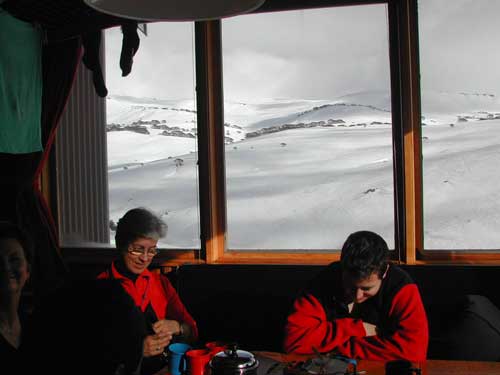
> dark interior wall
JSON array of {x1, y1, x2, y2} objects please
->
[{"x1": 63, "y1": 261, "x2": 500, "y2": 355}]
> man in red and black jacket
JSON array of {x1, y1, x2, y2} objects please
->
[{"x1": 284, "y1": 231, "x2": 428, "y2": 361}]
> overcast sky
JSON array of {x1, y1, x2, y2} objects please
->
[{"x1": 105, "y1": 0, "x2": 500, "y2": 101}]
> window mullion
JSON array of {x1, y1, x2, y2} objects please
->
[
  {"x1": 388, "y1": 0, "x2": 423, "y2": 264},
  {"x1": 195, "y1": 20, "x2": 227, "y2": 263}
]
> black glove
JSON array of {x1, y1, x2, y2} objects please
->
[{"x1": 120, "y1": 21, "x2": 140, "y2": 77}]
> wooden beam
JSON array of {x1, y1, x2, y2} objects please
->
[
  {"x1": 195, "y1": 21, "x2": 227, "y2": 263},
  {"x1": 388, "y1": 0, "x2": 422, "y2": 264}
]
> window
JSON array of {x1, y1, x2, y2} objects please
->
[
  {"x1": 105, "y1": 22, "x2": 200, "y2": 249},
  {"x1": 419, "y1": 0, "x2": 500, "y2": 250},
  {"x1": 56, "y1": 22, "x2": 200, "y2": 250},
  {"x1": 222, "y1": 5, "x2": 394, "y2": 250},
  {"x1": 53, "y1": 0, "x2": 500, "y2": 265}
]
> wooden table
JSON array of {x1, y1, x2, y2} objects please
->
[{"x1": 256, "y1": 351, "x2": 500, "y2": 375}]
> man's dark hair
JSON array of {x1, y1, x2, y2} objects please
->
[
  {"x1": 115, "y1": 207, "x2": 167, "y2": 252},
  {"x1": 340, "y1": 230, "x2": 389, "y2": 280}
]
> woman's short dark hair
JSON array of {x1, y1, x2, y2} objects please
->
[
  {"x1": 0, "y1": 221, "x2": 33, "y2": 264},
  {"x1": 340, "y1": 230, "x2": 389, "y2": 280},
  {"x1": 115, "y1": 208, "x2": 167, "y2": 252}
]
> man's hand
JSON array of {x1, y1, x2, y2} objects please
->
[
  {"x1": 363, "y1": 322, "x2": 378, "y2": 336},
  {"x1": 348, "y1": 303, "x2": 378, "y2": 336}
]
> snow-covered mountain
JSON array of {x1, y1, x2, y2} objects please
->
[
  {"x1": 107, "y1": 90, "x2": 500, "y2": 166},
  {"x1": 106, "y1": 90, "x2": 500, "y2": 250}
]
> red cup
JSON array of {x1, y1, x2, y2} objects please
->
[
  {"x1": 186, "y1": 349, "x2": 212, "y2": 375},
  {"x1": 205, "y1": 341, "x2": 228, "y2": 356}
]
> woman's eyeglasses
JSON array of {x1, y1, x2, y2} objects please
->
[{"x1": 128, "y1": 245, "x2": 158, "y2": 257}]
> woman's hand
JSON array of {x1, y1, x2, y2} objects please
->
[
  {"x1": 152, "y1": 319, "x2": 182, "y2": 336},
  {"x1": 142, "y1": 319, "x2": 182, "y2": 357},
  {"x1": 143, "y1": 330, "x2": 173, "y2": 357}
]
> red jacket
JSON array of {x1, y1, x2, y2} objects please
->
[
  {"x1": 98, "y1": 262, "x2": 198, "y2": 340},
  {"x1": 284, "y1": 263, "x2": 428, "y2": 361}
]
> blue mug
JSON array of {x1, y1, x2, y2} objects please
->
[{"x1": 168, "y1": 343, "x2": 192, "y2": 375}]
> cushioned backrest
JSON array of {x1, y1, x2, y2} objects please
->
[
  {"x1": 170, "y1": 264, "x2": 500, "y2": 357},
  {"x1": 428, "y1": 294, "x2": 500, "y2": 361},
  {"x1": 172, "y1": 264, "x2": 323, "y2": 351}
]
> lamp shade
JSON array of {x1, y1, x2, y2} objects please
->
[{"x1": 84, "y1": 0, "x2": 266, "y2": 21}]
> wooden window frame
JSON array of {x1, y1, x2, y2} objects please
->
[
  {"x1": 393, "y1": 0, "x2": 500, "y2": 264},
  {"x1": 195, "y1": 0, "x2": 402, "y2": 265},
  {"x1": 192, "y1": 0, "x2": 500, "y2": 265},
  {"x1": 53, "y1": 0, "x2": 500, "y2": 266}
]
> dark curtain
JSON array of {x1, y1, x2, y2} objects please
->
[
  {"x1": 0, "y1": 37, "x2": 82, "y2": 304},
  {"x1": 0, "y1": 0, "x2": 140, "y2": 305}
]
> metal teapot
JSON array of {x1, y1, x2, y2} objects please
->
[{"x1": 209, "y1": 344, "x2": 259, "y2": 375}]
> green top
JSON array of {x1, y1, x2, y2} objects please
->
[{"x1": 0, "y1": 9, "x2": 43, "y2": 153}]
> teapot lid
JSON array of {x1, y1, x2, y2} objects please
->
[{"x1": 210, "y1": 346, "x2": 257, "y2": 369}]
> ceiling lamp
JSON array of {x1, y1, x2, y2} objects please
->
[{"x1": 84, "y1": 0, "x2": 266, "y2": 21}]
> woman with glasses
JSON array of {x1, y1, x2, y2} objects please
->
[{"x1": 98, "y1": 207, "x2": 198, "y2": 375}]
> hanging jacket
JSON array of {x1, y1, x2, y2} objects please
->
[{"x1": 0, "y1": 9, "x2": 43, "y2": 153}]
